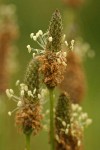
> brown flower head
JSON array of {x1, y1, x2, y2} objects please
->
[
  {"x1": 62, "y1": 0, "x2": 85, "y2": 8},
  {"x1": 59, "y1": 51, "x2": 86, "y2": 103},
  {"x1": 38, "y1": 51, "x2": 67, "y2": 89},
  {"x1": 0, "y1": 4, "x2": 19, "y2": 93},
  {"x1": 16, "y1": 102, "x2": 42, "y2": 135}
]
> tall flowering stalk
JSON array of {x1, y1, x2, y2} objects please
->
[
  {"x1": 6, "y1": 58, "x2": 43, "y2": 150},
  {"x1": 39, "y1": 10, "x2": 68, "y2": 150}
]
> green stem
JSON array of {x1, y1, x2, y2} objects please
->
[
  {"x1": 49, "y1": 88, "x2": 55, "y2": 150},
  {"x1": 25, "y1": 134, "x2": 31, "y2": 150}
]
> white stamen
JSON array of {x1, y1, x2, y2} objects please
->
[
  {"x1": 16, "y1": 80, "x2": 20, "y2": 86},
  {"x1": 56, "y1": 51, "x2": 61, "y2": 56},
  {"x1": 36, "y1": 32, "x2": 40, "y2": 38},
  {"x1": 33, "y1": 88, "x2": 36, "y2": 94},
  {"x1": 20, "y1": 90, "x2": 24, "y2": 96},
  {"x1": 71, "y1": 104, "x2": 79, "y2": 111},
  {"x1": 63, "y1": 34, "x2": 66, "y2": 40},
  {"x1": 63, "y1": 52, "x2": 67, "y2": 57},
  {"x1": 55, "y1": 134, "x2": 60, "y2": 143},
  {"x1": 70, "y1": 39, "x2": 75, "y2": 51},
  {"x1": 48, "y1": 36, "x2": 53, "y2": 42},
  {"x1": 33, "y1": 36, "x2": 37, "y2": 41},
  {"x1": 86, "y1": 119, "x2": 92, "y2": 126},
  {"x1": 65, "y1": 128, "x2": 69, "y2": 134},
  {"x1": 24, "y1": 85, "x2": 28, "y2": 91},
  {"x1": 9, "y1": 89, "x2": 14, "y2": 94},
  {"x1": 27, "y1": 45, "x2": 32, "y2": 53},
  {"x1": 30, "y1": 33, "x2": 34, "y2": 38},
  {"x1": 81, "y1": 113, "x2": 88, "y2": 120},
  {"x1": 62, "y1": 121, "x2": 66, "y2": 127},
  {"x1": 8, "y1": 111, "x2": 12, "y2": 116},
  {"x1": 71, "y1": 39, "x2": 75, "y2": 45},
  {"x1": 6, "y1": 89, "x2": 12, "y2": 99},
  {"x1": 73, "y1": 113, "x2": 78, "y2": 117},
  {"x1": 33, "y1": 53, "x2": 35, "y2": 58},
  {"x1": 38, "y1": 94, "x2": 41, "y2": 99},
  {"x1": 20, "y1": 83, "x2": 25, "y2": 90},
  {"x1": 65, "y1": 41, "x2": 68, "y2": 46},
  {"x1": 57, "y1": 58, "x2": 61, "y2": 64},
  {"x1": 28, "y1": 91, "x2": 32, "y2": 96},
  {"x1": 62, "y1": 61, "x2": 67, "y2": 66},
  {"x1": 78, "y1": 106, "x2": 82, "y2": 112},
  {"x1": 78, "y1": 140, "x2": 81, "y2": 146},
  {"x1": 17, "y1": 101, "x2": 22, "y2": 107},
  {"x1": 38, "y1": 30, "x2": 43, "y2": 35}
]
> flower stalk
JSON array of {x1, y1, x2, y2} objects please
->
[
  {"x1": 49, "y1": 88, "x2": 55, "y2": 150},
  {"x1": 25, "y1": 133, "x2": 31, "y2": 150}
]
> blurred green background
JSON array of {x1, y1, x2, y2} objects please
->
[{"x1": 0, "y1": 0, "x2": 100, "y2": 150}]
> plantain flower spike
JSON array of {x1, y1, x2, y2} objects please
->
[
  {"x1": 38, "y1": 10, "x2": 68, "y2": 89},
  {"x1": 55, "y1": 92, "x2": 81, "y2": 150},
  {"x1": 15, "y1": 58, "x2": 42, "y2": 136},
  {"x1": 46, "y1": 9, "x2": 63, "y2": 52},
  {"x1": 55, "y1": 92, "x2": 92, "y2": 150}
]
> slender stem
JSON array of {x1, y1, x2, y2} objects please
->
[
  {"x1": 25, "y1": 134, "x2": 31, "y2": 150},
  {"x1": 49, "y1": 88, "x2": 55, "y2": 150}
]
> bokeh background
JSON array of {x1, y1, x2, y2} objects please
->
[{"x1": 0, "y1": 0, "x2": 100, "y2": 150}]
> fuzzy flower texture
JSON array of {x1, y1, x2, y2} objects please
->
[{"x1": 6, "y1": 9, "x2": 92, "y2": 150}]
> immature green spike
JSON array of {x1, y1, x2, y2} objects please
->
[
  {"x1": 24, "y1": 58, "x2": 40, "y2": 102},
  {"x1": 55, "y1": 92, "x2": 71, "y2": 129},
  {"x1": 46, "y1": 9, "x2": 63, "y2": 52},
  {"x1": 16, "y1": 58, "x2": 42, "y2": 136}
]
